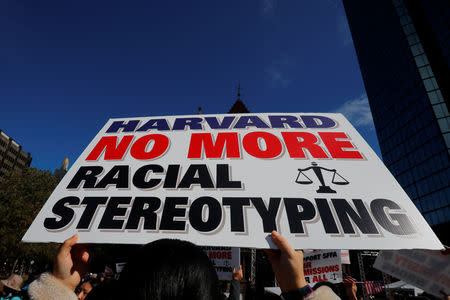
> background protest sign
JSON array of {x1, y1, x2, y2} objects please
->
[
  {"x1": 115, "y1": 262, "x2": 127, "y2": 274},
  {"x1": 202, "y1": 247, "x2": 240, "y2": 280},
  {"x1": 23, "y1": 113, "x2": 443, "y2": 249},
  {"x1": 341, "y1": 250, "x2": 350, "y2": 264},
  {"x1": 374, "y1": 249, "x2": 450, "y2": 297},
  {"x1": 303, "y1": 250, "x2": 342, "y2": 284}
]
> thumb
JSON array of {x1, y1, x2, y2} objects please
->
[{"x1": 271, "y1": 231, "x2": 296, "y2": 256}]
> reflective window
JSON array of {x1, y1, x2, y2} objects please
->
[
  {"x1": 431, "y1": 211, "x2": 438, "y2": 225},
  {"x1": 427, "y1": 90, "x2": 444, "y2": 104},
  {"x1": 344, "y1": 0, "x2": 450, "y2": 227},
  {"x1": 411, "y1": 43, "x2": 424, "y2": 56},
  {"x1": 414, "y1": 54, "x2": 429, "y2": 67},
  {"x1": 403, "y1": 23, "x2": 415, "y2": 35},
  {"x1": 424, "y1": 213, "x2": 432, "y2": 224},
  {"x1": 433, "y1": 104, "x2": 449, "y2": 118},
  {"x1": 407, "y1": 33, "x2": 420, "y2": 45},
  {"x1": 437, "y1": 209, "x2": 445, "y2": 224},
  {"x1": 438, "y1": 117, "x2": 450, "y2": 132},
  {"x1": 413, "y1": 200, "x2": 422, "y2": 210},
  {"x1": 444, "y1": 133, "x2": 450, "y2": 147},
  {"x1": 418, "y1": 65, "x2": 433, "y2": 79},
  {"x1": 423, "y1": 78, "x2": 438, "y2": 91},
  {"x1": 400, "y1": 15, "x2": 412, "y2": 25}
]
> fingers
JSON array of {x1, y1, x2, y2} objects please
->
[
  {"x1": 63, "y1": 234, "x2": 78, "y2": 248},
  {"x1": 270, "y1": 231, "x2": 296, "y2": 255},
  {"x1": 81, "y1": 249, "x2": 90, "y2": 263},
  {"x1": 72, "y1": 244, "x2": 91, "y2": 264},
  {"x1": 60, "y1": 234, "x2": 79, "y2": 256},
  {"x1": 60, "y1": 234, "x2": 91, "y2": 264}
]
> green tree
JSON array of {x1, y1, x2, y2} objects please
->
[{"x1": 0, "y1": 168, "x2": 60, "y2": 269}]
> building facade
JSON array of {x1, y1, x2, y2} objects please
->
[
  {"x1": 0, "y1": 129, "x2": 32, "y2": 180},
  {"x1": 343, "y1": 0, "x2": 449, "y2": 242}
]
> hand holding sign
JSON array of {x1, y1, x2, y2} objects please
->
[
  {"x1": 53, "y1": 234, "x2": 90, "y2": 291},
  {"x1": 343, "y1": 275, "x2": 358, "y2": 300},
  {"x1": 265, "y1": 231, "x2": 307, "y2": 293},
  {"x1": 232, "y1": 265, "x2": 243, "y2": 281}
]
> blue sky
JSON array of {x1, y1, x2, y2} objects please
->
[{"x1": 0, "y1": 0, "x2": 380, "y2": 171}]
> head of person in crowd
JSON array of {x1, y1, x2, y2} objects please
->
[
  {"x1": 85, "y1": 279, "x2": 116, "y2": 300},
  {"x1": 114, "y1": 238, "x2": 221, "y2": 300},
  {"x1": 29, "y1": 231, "x2": 342, "y2": 300},
  {"x1": 76, "y1": 277, "x2": 99, "y2": 300},
  {"x1": 76, "y1": 281, "x2": 93, "y2": 300},
  {"x1": 0, "y1": 274, "x2": 23, "y2": 297}
]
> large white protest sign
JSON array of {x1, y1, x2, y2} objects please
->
[
  {"x1": 303, "y1": 250, "x2": 342, "y2": 284},
  {"x1": 202, "y1": 247, "x2": 240, "y2": 280},
  {"x1": 374, "y1": 249, "x2": 450, "y2": 297},
  {"x1": 23, "y1": 113, "x2": 443, "y2": 249}
]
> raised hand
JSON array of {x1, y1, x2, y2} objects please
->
[
  {"x1": 264, "y1": 231, "x2": 307, "y2": 292},
  {"x1": 52, "y1": 234, "x2": 90, "y2": 291},
  {"x1": 343, "y1": 275, "x2": 358, "y2": 300},
  {"x1": 232, "y1": 265, "x2": 243, "y2": 281}
]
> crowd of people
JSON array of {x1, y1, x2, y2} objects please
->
[{"x1": 0, "y1": 231, "x2": 447, "y2": 300}]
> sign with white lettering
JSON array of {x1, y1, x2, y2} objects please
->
[
  {"x1": 115, "y1": 262, "x2": 126, "y2": 273},
  {"x1": 303, "y1": 250, "x2": 342, "y2": 284},
  {"x1": 374, "y1": 249, "x2": 450, "y2": 297},
  {"x1": 202, "y1": 247, "x2": 240, "y2": 280},
  {"x1": 23, "y1": 113, "x2": 443, "y2": 249}
]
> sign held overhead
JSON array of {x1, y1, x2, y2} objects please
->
[
  {"x1": 374, "y1": 249, "x2": 450, "y2": 297},
  {"x1": 23, "y1": 113, "x2": 443, "y2": 250},
  {"x1": 202, "y1": 247, "x2": 240, "y2": 280},
  {"x1": 303, "y1": 250, "x2": 342, "y2": 284}
]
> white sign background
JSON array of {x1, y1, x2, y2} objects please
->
[
  {"x1": 303, "y1": 250, "x2": 342, "y2": 284},
  {"x1": 23, "y1": 113, "x2": 443, "y2": 250}
]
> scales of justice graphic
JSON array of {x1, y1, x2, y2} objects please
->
[{"x1": 296, "y1": 162, "x2": 349, "y2": 193}]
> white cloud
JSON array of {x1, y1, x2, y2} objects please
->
[
  {"x1": 267, "y1": 69, "x2": 292, "y2": 88},
  {"x1": 266, "y1": 54, "x2": 294, "y2": 88},
  {"x1": 261, "y1": 0, "x2": 277, "y2": 17},
  {"x1": 334, "y1": 95, "x2": 375, "y2": 128},
  {"x1": 337, "y1": 11, "x2": 352, "y2": 46}
]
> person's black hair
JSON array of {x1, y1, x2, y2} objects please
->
[
  {"x1": 75, "y1": 275, "x2": 100, "y2": 294},
  {"x1": 114, "y1": 239, "x2": 221, "y2": 300},
  {"x1": 85, "y1": 279, "x2": 116, "y2": 300}
]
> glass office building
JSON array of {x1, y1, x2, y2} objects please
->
[{"x1": 343, "y1": 0, "x2": 449, "y2": 243}]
